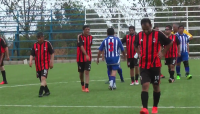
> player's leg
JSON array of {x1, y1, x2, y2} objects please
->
[
  {"x1": 84, "y1": 61, "x2": 91, "y2": 92},
  {"x1": 140, "y1": 68, "x2": 151, "y2": 114},
  {"x1": 105, "y1": 69, "x2": 110, "y2": 84},
  {"x1": 182, "y1": 52, "x2": 192, "y2": 79},
  {"x1": 134, "y1": 58, "x2": 139, "y2": 85},
  {"x1": 117, "y1": 65, "x2": 124, "y2": 82},
  {"x1": 0, "y1": 61, "x2": 8, "y2": 84},
  {"x1": 169, "y1": 58, "x2": 176, "y2": 83},
  {"x1": 77, "y1": 62, "x2": 85, "y2": 91},
  {"x1": 39, "y1": 69, "x2": 49, "y2": 97},
  {"x1": 109, "y1": 65, "x2": 119, "y2": 90},
  {"x1": 176, "y1": 56, "x2": 182, "y2": 80},
  {"x1": 129, "y1": 59, "x2": 135, "y2": 85},
  {"x1": 151, "y1": 67, "x2": 161, "y2": 114}
]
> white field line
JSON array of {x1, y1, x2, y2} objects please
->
[
  {"x1": 0, "y1": 78, "x2": 130, "y2": 89},
  {"x1": 0, "y1": 105, "x2": 199, "y2": 109}
]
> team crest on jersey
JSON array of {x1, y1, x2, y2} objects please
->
[
  {"x1": 153, "y1": 38, "x2": 156, "y2": 43},
  {"x1": 140, "y1": 39, "x2": 143, "y2": 42},
  {"x1": 44, "y1": 47, "x2": 46, "y2": 50},
  {"x1": 36, "y1": 48, "x2": 38, "y2": 51}
]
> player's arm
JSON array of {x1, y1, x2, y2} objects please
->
[
  {"x1": 29, "y1": 45, "x2": 35, "y2": 67},
  {"x1": 121, "y1": 36, "x2": 126, "y2": 44},
  {"x1": 119, "y1": 39, "x2": 126, "y2": 60},
  {"x1": 102, "y1": 51, "x2": 105, "y2": 61},
  {"x1": 184, "y1": 29, "x2": 193, "y2": 40},
  {"x1": 134, "y1": 34, "x2": 140, "y2": 56},
  {"x1": 1, "y1": 38, "x2": 9, "y2": 61},
  {"x1": 97, "y1": 41, "x2": 105, "y2": 64},
  {"x1": 78, "y1": 36, "x2": 89, "y2": 60},
  {"x1": 158, "y1": 31, "x2": 173, "y2": 57},
  {"x1": 0, "y1": 48, "x2": 5, "y2": 65},
  {"x1": 47, "y1": 42, "x2": 54, "y2": 69},
  {"x1": 175, "y1": 36, "x2": 181, "y2": 57}
]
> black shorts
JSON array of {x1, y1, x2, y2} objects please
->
[
  {"x1": 37, "y1": 69, "x2": 48, "y2": 81},
  {"x1": 165, "y1": 58, "x2": 176, "y2": 65},
  {"x1": 140, "y1": 67, "x2": 160, "y2": 85},
  {"x1": 127, "y1": 58, "x2": 139, "y2": 69},
  {"x1": 77, "y1": 61, "x2": 91, "y2": 73}
]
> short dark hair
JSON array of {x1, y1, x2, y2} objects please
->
[
  {"x1": 83, "y1": 25, "x2": 90, "y2": 30},
  {"x1": 153, "y1": 26, "x2": 158, "y2": 29},
  {"x1": 107, "y1": 28, "x2": 114, "y2": 35},
  {"x1": 36, "y1": 32, "x2": 44, "y2": 38},
  {"x1": 141, "y1": 18, "x2": 152, "y2": 26},
  {"x1": 165, "y1": 25, "x2": 172, "y2": 30},
  {"x1": 178, "y1": 25, "x2": 184, "y2": 29},
  {"x1": 129, "y1": 26, "x2": 135, "y2": 30}
]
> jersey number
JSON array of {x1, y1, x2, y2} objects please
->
[{"x1": 109, "y1": 42, "x2": 113, "y2": 52}]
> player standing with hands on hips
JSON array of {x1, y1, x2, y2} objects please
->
[
  {"x1": 134, "y1": 18, "x2": 173, "y2": 114},
  {"x1": 29, "y1": 32, "x2": 54, "y2": 97},
  {"x1": 97, "y1": 28, "x2": 126, "y2": 90}
]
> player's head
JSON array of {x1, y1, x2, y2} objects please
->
[
  {"x1": 153, "y1": 26, "x2": 159, "y2": 31},
  {"x1": 37, "y1": 32, "x2": 44, "y2": 44},
  {"x1": 129, "y1": 26, "x2": 135, "y2": 35},
  {"x1": 83, "y1": 25, "x2": 90, "y2": 35},
  {"x1": 172, "y1": 23, "x2": 179, "y2": 32},
  {"x1": 107, "y1": 28, "x2": 114, "y2": 36},
  {"x1": 165, "y1": 25, "x2": 172, "y2": 36},
  {"x1": 178, "y1": 25, "x2": 184, "y2": 34},
  {"x1": 141, "y1": 18, "x2": 152, "y2": 34}
]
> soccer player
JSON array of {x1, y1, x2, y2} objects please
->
[
  {"x1": 29, "y1": 32, "x2": 54, "y2": 97},
  {"x1": 121, "y1": 26, "x2": 139, "y2": 85},
  {"x1": 164, "y1": 25, "x2": 180, "y2": 83},
  {"x1": 175, "y1": 25, "x2": 192, "y2": 80},
  {"x1": 134, "y1": 18, "x2": 172, "y2": 114},
  {"x1": 97, "y1": 28, "x2": 126, "y2": 90},
  {"x1": 0, "y1": 37, "x2": 10, "y2": 85},
  {"x1": 102, "y1": 51, "x2": 124, "y2": 84},
  {"x1": 77, "y1": 25, "x2": 93, "y2": 92}
]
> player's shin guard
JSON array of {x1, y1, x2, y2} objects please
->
[
  {"x1": 183, "y1": 61, "x2": 190, "y2": 75},
  {"x1": 170, "y1": 71, "x2": 175, "y2": 79},
  {"x1": 117, "y1": 68, "x2": 124, "y2": 82},
  {"x1": 153, "y1": 91, "x2": 161, "y2": 107},
  {"x1": 176, "y1": 66, "x2": 180, "y2": 75},
  {"x1": 141, "y1": 91, "x2": 148, "y2": 109},
  {"x1": 1, "y1": 71, "x2": 7, "y2": 82},
  {"x1": 44, "y1": 85, "x2": 50, "y2": 93},
  {"x1": 135, "y1": 74, "x2": 139, "y2": 81},
  {"x1": 107, "y1": 70, "x2": 111, "y2": 81},
  {"x1": 39, "y1": 86, "x2": 44, "y2": 96}
]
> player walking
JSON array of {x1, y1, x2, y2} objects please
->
[
  {"x1": 121, "y1": 26, "x2": 139, "y2": 85},
  {"x1": 97, "y1": 28, "x2": 126, "y2": 90},
  {"x1": 29, "y1": 32, "x2": 54, "y2": 97},
  {"x1": 77, "y1": 25, "x2": 93, "y2": 92},
  {"x1": 134, "y1": 18, "x2": 172, "y2": 114},
  {"x1": 164, "y1": 25, "x2": 180, "y2": 83},
  {"x1": 175, "y1": 25, "x2": 192, "y2": 80}
]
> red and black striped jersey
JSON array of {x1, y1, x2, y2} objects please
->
[
  {"x1": 31, "y1": 41, "x2": 54, "y2": 71},
  {"x1": 134, "y1": 30, "x2": 172, "y2": 69},
  {"x1": 77, "y1": 34, "x2": 93, "y2": 62},
  {"x1": 0, "y1": 38, "x2": 7, "y2": 56},
  {"x1": 165, "y1": 35, "x2": 180, "y2": 58},
  {"x1": 121, "y1": 34, "x2": 136, "y2": 58}
]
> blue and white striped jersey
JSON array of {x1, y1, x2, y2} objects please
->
[
  {"x1": 176, "y1": 33, "x2": 189, "y2": 53},
  {"x1": 99, "y1": 36, "x2": 124, "y2": 65}
]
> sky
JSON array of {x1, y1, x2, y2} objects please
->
[{"x1": 0, "y1": 0, "x2": 155, "y2": 39}]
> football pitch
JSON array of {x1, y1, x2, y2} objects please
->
[{"x1": 0, "y1": 59, "x2": 199, "y2": 114}]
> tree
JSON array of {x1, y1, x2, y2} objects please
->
[{"x1": 1, "y1": 0, "x2": 46, "y2": 39}]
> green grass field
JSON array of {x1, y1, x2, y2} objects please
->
[{"x1": 0, "y1": 60, "x2": 199, "y2": 114}]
